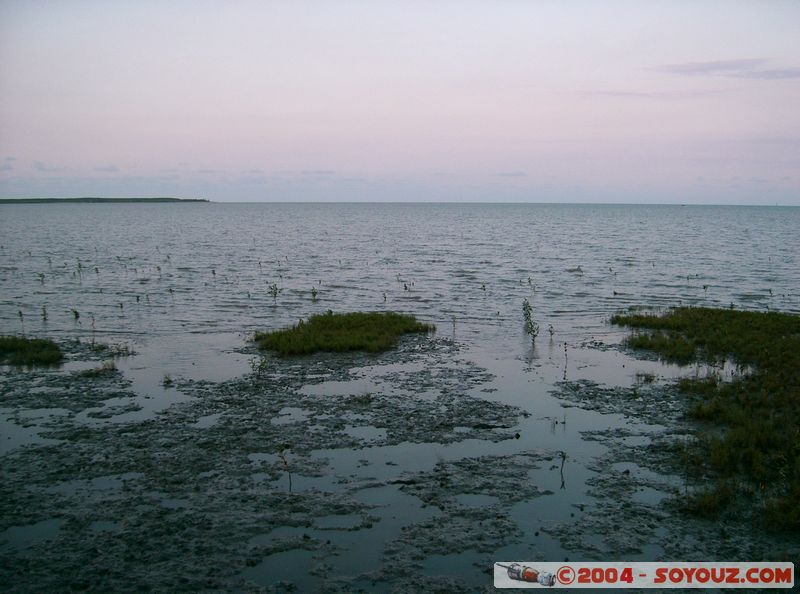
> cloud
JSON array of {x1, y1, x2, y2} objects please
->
[
  {"x1": 0, "y1": 163, "x2": 14, "y2": 172},
  {"x1": 93, "y1": 164, "x2": 119, "y2": 172},
  {"x1": 740, "y1": 137, "x2": 800, "y2": 147},
  {"x1": 4, "y1": 157, "x2": 16, "y2": 162},
  {"x1": 33, "y1": 160, "x2": 58, "y2": 172},
  {"x1": 652, "y1": 58, "x2": 800, "y2": 79},
  {"x1": 653, "y1": 58, "x2": 766, "y2": 75},
  {"x1": 300, "y1": 170, "x2": 336, "y2": 176},
  {"x1": 493, "y1": 171, "x2": 526, "y2": 177},
  {"x1": 737, "y1": 68, "x2": 800, "y2": 80},
  {"x1": 585, "y1": 89, "x2": 722, "y2": 99}
]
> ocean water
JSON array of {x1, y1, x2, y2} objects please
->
[
  {"x1": 1, "y1": 203, "x2": 798, "y2": 591},
  {"x1": 1, "y1": 203, "x2": 797, "y2": 341}
]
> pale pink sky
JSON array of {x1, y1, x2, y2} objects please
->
[{"x1": 1, "y1": 1, "x2": 799, "y2": 203}]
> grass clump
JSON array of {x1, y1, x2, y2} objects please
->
[
  {"x1": 78, "y1": 360, "x2": 117, "y2": 378},
  {"x1": 625, "y1": 332, "x2": 696, "y2": 364},
  {"x1": 682, "y1": 481, "x2": 736, "y2": 518},
  {"x1": 0, "y1": 335, "x2": 63, "y2": 366},
  {"x1": 89, "y1": 342, "x2": 136, "y2": 357},
  {"x1": 612, "y1": 307, "x2": 800, "y2": 531},
  {"x1": 255, "y1": 311, "x2": 435, "y2": 356}
]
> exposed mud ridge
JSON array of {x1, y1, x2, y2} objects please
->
[
  {"x1": 553, "y1": 379, "x2": 688, "y2": 426},
  {"x1": 390, "y1": 452, "x2": 555, "y2": 553},
  {"x1": 320, "y1": 451, "x2": 557, "y2": 593},
  {"x1": 177, "y1": 347, "x2": 522, "y2": 454},
  {"x1": 1, "y1": 336, "x2": 533, "y2": 592},
  {"x1": 0, "y1": 362, "x2": 135, "y2": 413},
  {"x1": 394, "y1": 451, "x2": 555, "y2": 511}
]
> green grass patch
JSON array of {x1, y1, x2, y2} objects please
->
[
  {"x1": 682, "y1": 481, "x2": 736, "y2": 518},
  {"x1": 0, "y1": 335, "x2": 64, "y2": 366},
  {"x1": 255, "y1": 311, "x2": 435, "y2": 356},
  {"x1": 612, "y1": 307, "x2": 800, "y2": 531},
  {"x1": 625, "y1": 332, "x2": 696, "y2": 364}
]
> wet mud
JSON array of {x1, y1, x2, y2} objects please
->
[
  {"x1": 2, "y1": 331, "x2": 799, "y2": 592},
  {"x1": 1, "y1": 337, "x2": 534, "y2": 592}
]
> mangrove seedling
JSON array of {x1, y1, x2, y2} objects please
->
[
  {"x1": 41, "y1": 306, "x2": 47, "y2": 321},
  {"x1": 277, "y1": 447, "x2": 293, "y2": 493},
  {"x1": 268, "y1": 283, "x2": 281, "y2": 300},
  {"x1": 348, "y1": 393, "x2": 374, "y2": 407},
  {"x1": 249, "y1": 355, "x2": 269, "y2": 377},
  {"x1": 522, "y1": 298, "x2": 539, "y2": 341},
  {"x1": 311, "y1": 287, "x2": 318, "y2": 301},
  {"x1": 72, "y1": 309, "x2": 80, "y2": 320}
]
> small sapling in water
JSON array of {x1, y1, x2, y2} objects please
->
[{"x1": 522, "y1": 298, "x2": 539, "y2": 341}]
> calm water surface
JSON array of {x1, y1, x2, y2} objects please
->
[{"x1": 2, "y1": 203, "x2": 797, "y2": 340}]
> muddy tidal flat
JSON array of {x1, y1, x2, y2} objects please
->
[{"x1": 1, "y1": 203, "x2": 799, "y2": 592}]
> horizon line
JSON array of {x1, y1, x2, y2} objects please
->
[{"x1": 1, "y1": 198, "x2": 797, "y2": 207}]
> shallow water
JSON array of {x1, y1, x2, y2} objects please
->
[{"x1": 1, "y1": 203, "x2": 798, "y2": 591}]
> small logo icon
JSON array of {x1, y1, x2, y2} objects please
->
[
  {"x1": 557, "y1": 565, "x2": 576, "y2": 585},
  {"x1": 496, "y1": 563, "x2": 556, "y2": 587}
]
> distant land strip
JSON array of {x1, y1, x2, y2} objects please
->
[{"x1": 0, "y1": 197, "x2": 209, "y2": 204}]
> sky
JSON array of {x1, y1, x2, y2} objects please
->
[{"x1": 1, "y1": 0, "x2": 799, "y2": 204}]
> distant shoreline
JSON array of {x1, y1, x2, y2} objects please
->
[{"x1": 0, "y1": 197, "x2": 208, "y2": 204}]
